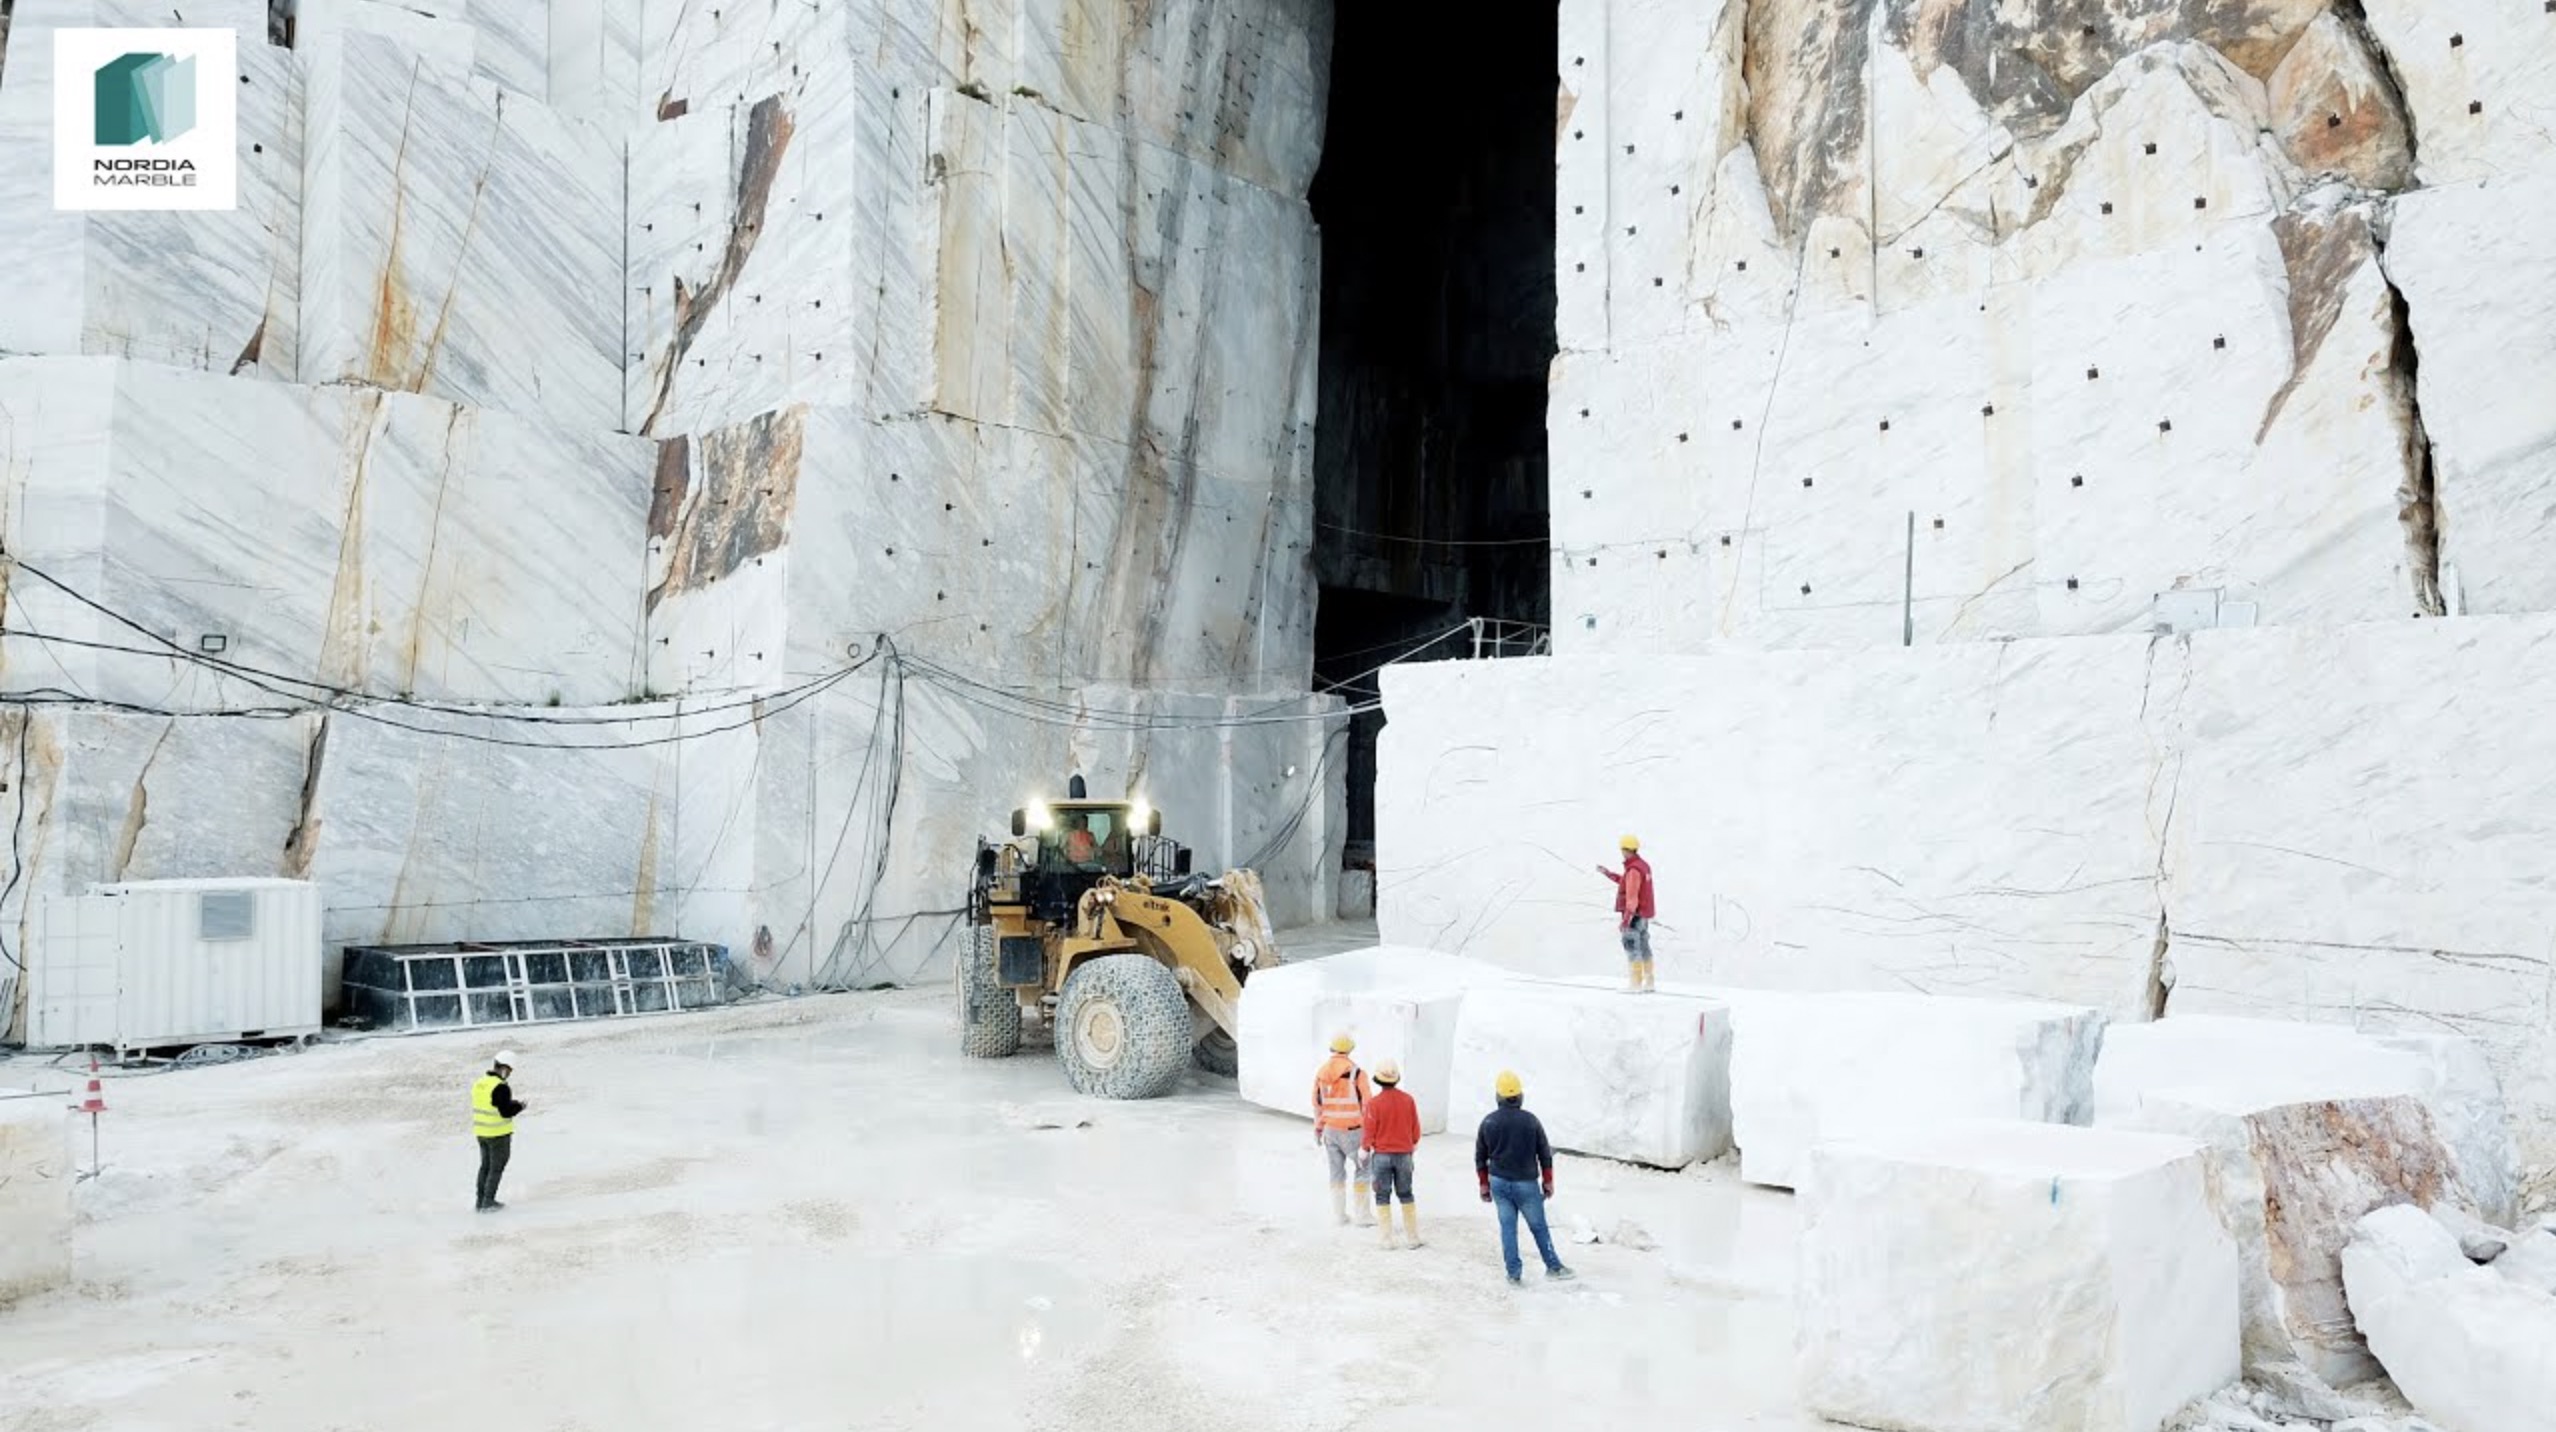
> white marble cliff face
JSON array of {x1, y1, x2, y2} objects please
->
[
  {"x1": 0, "y1": 358, "x2": 653, "y2": 710},
  {"x1": 0, "y1": 0, "x2": 1338, "y2": 1015},
  {"x1": 1540, "y1": 0, "x2": 2556, "y2": 659},
  {"x1": 299, "y1": 30, "x2": 624, "y2": 431}
]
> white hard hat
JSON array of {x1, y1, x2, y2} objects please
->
[{"x1": 493, "y1": 1050, "x2": 517, "y2": 1068}]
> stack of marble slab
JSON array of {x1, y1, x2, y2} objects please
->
[
  {"x1": 1235, "y1": 946, "x2": 1514, "y2": 1134},
  {"x1": 1799, "y1": 1120, "x2": 2238, "y2": 1432},
  {"x1": 1728, "y1": 990, "x2": 2109, "y2": 1191},
  {"x1": 1443, "y1": 977, "x2": 1733, "y2": 1169},
  {"x1": 2098, "y1": 1014, "x2": 2520, "y2": 1225},
  {"x1": 2121, "y1": 1085, "x2": 2480, "y2": 1385},
  {"x1": 0, "y1": 1097, "x2": 74, "y2": 1306}
]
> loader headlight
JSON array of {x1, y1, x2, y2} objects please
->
[
  {"x1": 1129, "y1": 799, "x2": 1152, "y2": 836},
  {"x1": 1024, "y1": 800, "x2": 1052, "y2": 832}
]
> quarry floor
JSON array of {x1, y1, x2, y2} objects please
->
[{"x1": 2, "y1": 925, "x2": 1813, "y2": 1432}]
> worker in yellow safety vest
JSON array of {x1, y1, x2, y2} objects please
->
[
  {"x1": 1313, "y1": 1033, "x2": 1374, "y2": 1226},
  {"x1": 472, "y1": 1051, "x2": 529, "y2": 1213}
]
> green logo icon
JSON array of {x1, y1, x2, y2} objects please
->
[{"x1": 94, "y1": 51, "x2": 196, "y2": 146}]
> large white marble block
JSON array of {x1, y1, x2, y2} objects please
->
[
  {"x1": 2342, "y1": 1204, "x2": 2556, "y2": 1432},
  {"x1": 1236, "y1": 946, "x2": 1513, "y2": 1134},
  {"x1": 1443, "y1": 979, "x2": 1732, "y2": 1170},
  {"x1": 1728, "y1": 990, "x2": 2106, "y2": 1191},
  {"x1": 0, "y1": 1099, "x2": 74, "y2": 1306},
  {"x1": 2098, "y1": 1015, "x2": 2520, "y2": 1227},
  {"x1": 2124, "y1": 1090, "x2": 2475, "y2": 1386},
  {"x1": 1799, "y1": 1120, "x2": 2238, "y2": 1432}
]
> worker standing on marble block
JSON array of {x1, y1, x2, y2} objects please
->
[
  {"x1": 1313, "y1": 1033, "x2": 1375, "y2": 1226},
  {"x1": 1598, "y1": 835, "x2": 1657, "y2": 992},
  {"x1": 1475, "y1": 1071, "x2": 1574, "y2": 1286},
  {"x1": 1363, "y1": 1060, "x2": 1423, "y2": 1250},
  {"x1": 471, "y1": 1051, "x2": 528, "y2": 1213}
]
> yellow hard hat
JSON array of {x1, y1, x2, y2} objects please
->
[
  {"x1": 1495, "y1": 1070, "x2": 1523, "y2": 1099},
  {"x1": 1374, "y1": 1059, "x2": 1402, "y2": 1085},
  {"x1": 1620, "y1": 834, "x2": 1640, "y2": 851},
  {"x1": 1329, "y1": 1033, "x2": 1355, "y2": 1054}
]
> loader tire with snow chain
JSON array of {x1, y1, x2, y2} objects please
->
[
  {"x1": 957, "y1": 924, "x2": 1022, "y2": 1059},
  {"x1": 1192, "y1": 1028, "x2": 1239, "y2": 1077},
  {"x1": 1054, "y1": 955, "x2": 1192, "y2": 1099}
]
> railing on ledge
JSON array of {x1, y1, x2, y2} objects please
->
[{"x1": 1465, "y1": 618, "x2": 1550, "y2": 661}]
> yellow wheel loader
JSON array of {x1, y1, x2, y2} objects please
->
[{"x1": 958, "y1": 775, "x2": 1281, "y2": 1098}]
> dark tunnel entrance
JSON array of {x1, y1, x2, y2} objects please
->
[{"x1": 1309, "y1": 1, "x2": 1558, "y2": 896}]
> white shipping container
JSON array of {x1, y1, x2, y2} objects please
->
[{"x1": 27, "y1": 878, "x2": 324, "y2": 1051}]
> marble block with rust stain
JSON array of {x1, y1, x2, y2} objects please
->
[{"x1": 2125, "y1": 1090, "x2": 2473, "y2": 1387}]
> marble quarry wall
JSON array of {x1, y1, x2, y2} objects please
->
[
  {"x1": 1379, "y1": 0, "x2": 2556, "y2": 1159},
  {"x1": 0, "y1": 0, "x2": 1343, "y2": 1031}
]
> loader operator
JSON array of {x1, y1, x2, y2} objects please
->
[
  {"x1": 1599, "y1": 834, "x2": 1657, "y2": 993},
  {"x1": 471, "y1": 1051, "x2": 529, "y2": 1212},
  {"x1": 1313, "y1": 1033, "x2": 1374, "y2": 1226}
]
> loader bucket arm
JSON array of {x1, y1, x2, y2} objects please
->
[{"x1": 1115, "y1": 891, "x2": 1248, "y2": 1040}]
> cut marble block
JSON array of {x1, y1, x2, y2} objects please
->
[
  {"x1": 301, "y1": 30, "x2": 621, "y2": 431},
  {"x1": 1235, "y1": 947, "x2": 1514, "y2": 1135},
  {"x1": 1799, "y1": 1120, "x2": 2238, "y2": 1432},
  {"x1": 0, "y1": 1, "x2": 301, "y2": 379},
  {"x1": 2124, "y1": 1090, "x2": 2474, "y2": 1386},
  {"x1": 1728, "y1": 991, "x2": 2106, "y2": 1192},
  {"x1": 0, "y1": 1100, "x2": 74, "y2": 1306},
  {"x1": 1443, "y1": 979, "x2": 1732, "y2": 1169},
  {"x1": 2097, "y1": 1015, "x2": 2520, "y2": 1227},
  {"x1": 2342, "y1": 1205, "x2": 2556, "y2": 1432}
]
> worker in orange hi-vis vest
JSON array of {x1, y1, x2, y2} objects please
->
[
  {"x1": 1599, "y1": 834, "x2": 1657, "y2": 993},
  {"x1": 1312, "y1": 1033, "x2": 1374, "y2": 1226}
]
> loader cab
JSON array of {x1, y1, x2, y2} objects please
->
[
  {"x1": 1033, "y1": 803, "x2": 1139, "y2": 878},
  {"x1": 1004, "y1": 786, "x2": 1189, "y2": 920}
]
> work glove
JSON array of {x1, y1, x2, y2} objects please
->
[
  {"x1": 1478, "y1": 1171, "x2": 1492, "y2": 1203},
  {"x1": 1541, "y1": 1171, "x2": 1554, "y2": 1199}
]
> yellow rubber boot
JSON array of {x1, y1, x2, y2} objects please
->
[
  {"x1": 1377, "y1": 1204, "x2": 1399, "y2": 1249},
  {"x1": 1352, "y1": 1182, "x2": 1374, "y2": 1224},
  {"x1": 1330, "y1": 1183, "x2": 1347, "y2": 1226},
  {"x1": 1399, "y1": 1202, "x2": 1423, "y2": 1249}
]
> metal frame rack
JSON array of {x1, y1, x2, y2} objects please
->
[{"x1": 341, "y1": 938, "x2": 726, "y2": 1033}]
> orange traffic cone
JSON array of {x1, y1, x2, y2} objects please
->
[{"x1": 68, "y1": 1056, "x2": 105, "y2": 1178}]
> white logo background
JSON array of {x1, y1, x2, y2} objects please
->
[{"x1": 53, "y1": 27, "x2": 240, "y2": 212}]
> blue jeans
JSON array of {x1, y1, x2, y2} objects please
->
[{"x1": 1490, "y1": 1176, "x2": 1564, "y2": 1279}]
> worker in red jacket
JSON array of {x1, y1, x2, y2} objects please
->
[
  {"x1": 1362, "y1": 1059, "x2": 1423, "y2": 1250},
  {"x1": 1599, "y1": 834, "x2": 1657, "y2": 992}
]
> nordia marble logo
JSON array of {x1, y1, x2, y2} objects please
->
[{"x1": 53, "y1": 28, "x2": 238, "y2": 211}]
